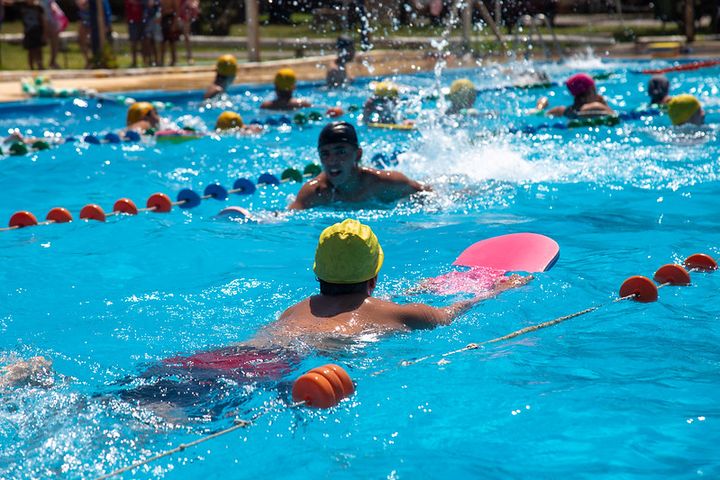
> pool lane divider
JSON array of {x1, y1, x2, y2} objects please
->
[
  {"x1": 637, "y1": 59, "x2": 720, "y2": 75},
  {"x1": 95, "y1": 363, "x2": 355, "y2": 480},
  {"x1": 510, "y1": 108, "x2": 661, "y2": 135},
  {"x1": 382, "y1": 254, "x2": 717, "y2": 371},
  {"x1": 94, "y1": 253, "x2": 717, "y2": 479},
  {"x1": 1, "y1": 163, "x2": 322, "y2": 232}
]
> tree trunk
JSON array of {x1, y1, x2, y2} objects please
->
[{"x1": 685, "y1": 0, "x2": 695, "y2": 42}]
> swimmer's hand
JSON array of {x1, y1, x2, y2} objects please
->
[
  {"x1": 536, "y1": 97, "x2": 549, "y2": 111},
  {"x1": 494, "y1": 274, "x2": 533, "y2": 292},
  {"x1": 0, "y1": 356, "x2": 55, "y2": 389}
]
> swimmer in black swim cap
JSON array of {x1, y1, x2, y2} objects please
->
[
  {"x1": 288, "y1": 122, "x2": 430, "y2": 210},
  {"x1": 318, "y1": 121, "x2": 358, "y2": 148},
  {"x1": 648, "y1": 75, "x2": 671, "y2": 106}
]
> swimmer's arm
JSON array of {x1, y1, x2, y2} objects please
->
[
  {"x1": 203, "y1": 85, "x2": 223, "y2": 100},
  {"x1": 288, "y1": 181, "x2": 324, "y2": 210},
  {"x1": 546, "y1": 106, "x2": 566, "y2": 117},
  {"x1": 579, "y1": 102, "x2": 615, "y2": 115},
  {"x1": 398, "y1": 275, "x2": 532, "y2": 329},
  {"x1": 377, "y1": 171, "x2": 431, "y2": 201}
]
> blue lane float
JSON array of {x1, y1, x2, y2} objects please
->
[
  {"x1": 509, "y1": 108, "x2": 662, "y2": 135},
  {"x1": 204, "y1": 184, "x2": 228, "y2": 200}
]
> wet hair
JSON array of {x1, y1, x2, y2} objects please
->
[
  {"x1": 319, "y1": 279, "x2": 369, "y2": 296},
  {"x1": 648, "y1": 75, "x2": 670, "y2": 103},
  {"x1": 318, "y1": 121, "x2": 359, "y2": 148}
]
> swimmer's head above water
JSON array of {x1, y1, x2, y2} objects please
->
[{"x1": 668, "y1": 94, "x2": 704, "y2": 126}]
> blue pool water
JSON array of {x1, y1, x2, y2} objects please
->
[{"x1": 1, "y1": 56, "x2": 719, "y2": 479}]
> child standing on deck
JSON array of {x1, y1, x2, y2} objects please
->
[
  {"x1": 160, "y1": 0, "x2": 179, "y2": 66},
  {"x1": 19, "y1": 0, "x2": 46, "y2": 70}
]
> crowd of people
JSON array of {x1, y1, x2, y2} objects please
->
[{"x1": 3, "y1": 0, "x2": 198, "y2": 69}]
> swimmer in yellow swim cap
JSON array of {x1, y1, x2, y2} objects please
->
[
  {"x1": 667, "y1": 94, "x2": 704, "y2": 126},
  {"x1": 259, "y1": 218, "x2": 530, "y2": 341},
  {"x1": 260, "y1": 68, "x2": 312, "y2": 111},
  {"x1": 446, "y1": 78, "x2": 478, "y2": 115},
  {"x1": 362, "y1": 80, "x2": 412, "y2": 125},
  {"x1": 289, "y1": 121, "x2": 428, "y2": 210},
  {"x1": 214, "y1": 111, "x2": 263, "y2": 134},
  {"x1": 126, "y1": 101, "x2": 160, "y2": 132},
  {"x1": 204, "y1": 54, "x2": 238, "y2": 99}
]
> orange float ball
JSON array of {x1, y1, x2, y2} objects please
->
[
  {"x1": 146, "y1": 193, "x2": 172, "y2": 213},
  {"x1": 653, "y1": 264, "x2": 691, "y2": 286},
  {"x1": 46, "y1": 207, "x2": 73, "y2": 223},
  {"x1": 325, "y1": 364, "x2": 355, "y2": 396},
  {"x1": 9, "y1": 211, "x2": 38, "y2": 228},
  {"x1": 113, "y1": 198, "x2": 138, "y2": 215},
  {"x1": 326, "y1": 106, "x2": 344, "y2": 118},
  {"x1": 684, "y1": 253, "x2": 718, "y2": 272},
  {"x1": 309, "y1": 366, "x2": 346, "y2": 400},
  {"x1": 79, "y1": 204, "x2": 106, "y2": 222},
  {"x1": 292, "y1": 372, "x2": 338, "y2": 409},
  {"x1": 619, "y1": 275, "x2": 658, "y2": 303}
]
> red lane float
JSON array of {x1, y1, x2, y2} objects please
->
[
  {"x1": 641, "y1": 59, "x2": 720, "y2": 75},
  {"x1": 113, "y1": 198, "x2": 138, "y2": 215},
  {"x1": 292, "y1": 364, "x2": 354, "y2": 409},
  {"x1": 684, "y1": 253, "x2": 717, "y2": 272},
  {"x1": 9, "y1": 211, "x2": 38, "y2": 228},
  {"x1": 46, "y1": 207, "x2": 73, "y2": 223},
  {"x1": 80, "y1": 204, "x2": 106, "y2": 222},
  {"x1": 653, "y1": 264, "x2": 691, "y2": 286},
  {"x1": 146, "y1": 193, "x2": 172, "y2": 212},
  {"x1": 619, "y1": 275, "x2": 658, "y2": 303}
]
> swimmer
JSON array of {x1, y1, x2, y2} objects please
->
[
  {"x1": 214, "y1": 111, "x2": 263, "y2": 135},
  {"x1": 667, "y1": 94, "x2": 705, "y2": 126},
  {"x1": 326, "y1": 36, "x2": 356, "y2": 89},
  {"x1": 126, "y1": 101, "x2": 161, "y2": 133},
  {"x1": 445, "y1": 78, "x2": 478, "y2": 115},
  {"x1": 0, "y1": 356, "x2": 55, "y2": 390},
  {"x1": 362, "y1": 81, "x2": 405, "y2": 124},
  {"x1": 249, "y1": 219, "x2": 531, "y2": 349},
  {"x1": 203, "y1": 54, "x2": 237, "y2": 100},
  {"x1": 288, "y1": 121, "x2": 429, "y2": 210},
  {"x1": 260, "y1": 68, "x2": 312, "y2": 111},
  {"x1": 541, "y1": 73, "x2": 615, "y2": 118},
  {"x1": 648, "y1": 75, "x2": 671, "y2": 106}
]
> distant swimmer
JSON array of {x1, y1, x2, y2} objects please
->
[
  {"x1": 667, "y1": 94, "x2": 705, "y2": 126},
  {"x1": 445, "y1": 78, "x2": 478, "y2": 115},
  {"x1": 260, "y1": 68, "x2": 312, "y2": 111},
  {"x1": 648, "y1": 75, "x2": 671, "y2": 106},
  {"x1": 540, "y1": 73, "x2": 615, "y2": 118},
  {"x1": 362, "y1": 81, "x2": 405, "y2": 124},
  {"x1": 326, "y1": 36, "x2": 355, "y2": 89},
  {"x1": 288, "y1": 122, "x2": 429, "y2": 210},
  {"x1": 126, "y1": 101, "x2": 161, "y2": 132},
  {"x1": 204, "y1": 54, "x2": 237, "y2": 100},
  {"x1": 214, "y1": 111, "x2": 263, "y2": 135}
]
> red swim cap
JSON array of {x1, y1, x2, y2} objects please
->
[{"x1": 566, "y1": 73, "x2": 595, "y2": 97}]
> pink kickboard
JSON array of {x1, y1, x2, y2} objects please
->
[
  {"x1": 421, "y1": 266, "x2": 507, "y2": 295},
  {"x1": 452, "y1": 233, "x2": 559, "y2": 273}
]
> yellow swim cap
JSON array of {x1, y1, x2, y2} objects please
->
[
  {"x1": 126, "y1": 102, "x2": 155, "y2": 125},
  {"x1": 374, "y1": 81, "x2": 399, "y2": 98},
  {"x1": 215, "y1": 111, "x2": 244, "y2": 130},
  {"x1": 448, "y1": 78, "x2": 477, "y2": 108},
  {"x1": 216, "y1": 54, "x2": 238, "y2": 77},
  {"x1": 313, "y1": 219, "x2": 384, "y2": 284},
  {"x1": 274, "y1": 68, "x2": 297, "y2": 92},
  {"x1": 668, "y1": 94, "x2": 701, "y2": 125}
]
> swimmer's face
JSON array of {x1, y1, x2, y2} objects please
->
[
  {"x1": 146, "y1": 108, "x2": 160, "y2": 127},
  {"x1": 318, "y1": 142, "x2": 361, "y2": 186}
]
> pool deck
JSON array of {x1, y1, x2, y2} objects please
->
[{"x1": 0, "y1": 39, "x2": 718, "y2": 103}]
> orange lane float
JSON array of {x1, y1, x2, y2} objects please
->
[
  {"x1": 80, "y1": 204, "x2": 106, "y2": 222},
  {"x1": 619, "y1": 275, "x2": 658, "y2": 303},
  {"x1": 292, "y1": 364, "x2": 354, "y2": 409},
  {"x1": 8, "y1": 211, "x2": 38, "y2": 228},
  {"x1": 46, "y1": 207, "x2": 73, "y2": 223},
  {"x1": 653, "y1": 264, "x2": 691, "y2": 286},
  {"x1": 684, "y1": 253, "x2": 718, "y2": 272}
]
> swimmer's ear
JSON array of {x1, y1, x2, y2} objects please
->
[
  {"x1": 356, "y1": 147, "x2": 362, "y2": 163},
  {"x1": 367, "y1": 275, "x2": 377, "y2": 294}
]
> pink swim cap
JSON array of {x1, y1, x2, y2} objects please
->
[{"x1": 566, "y1": 73, "x2": 595, "y2": 97}]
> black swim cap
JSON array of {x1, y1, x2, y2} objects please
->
[
  {"x1": 648, "y1": 75, "x2": 670, "y2": 101},
  {"x1": 318, "y1": 121, "x2": 359, "y2": 148}
]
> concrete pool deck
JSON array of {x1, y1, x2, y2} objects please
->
[{"x1": 0, "y1": 40, "x2": 718, "y2": 103}]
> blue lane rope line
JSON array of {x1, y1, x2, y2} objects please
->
[
  {"x1": 509, "y1": 108, "x2": 662, "y2": 135},
  {"x1": 92, "y1": 254, "x2": 716, "y2": 479},
  {"x1": 0, "y1": 163, "x2": 322, "y2": 232},
  {"x1": 374, "y1": 255, "x2": 717, "y2": 374}
]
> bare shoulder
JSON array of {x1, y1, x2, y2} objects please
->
[
  {"x1": 289, "y1": 174, "x2": 332, "y2": 210},
  {"x1": 361, "y1": 167, "x2": 428, "y2": 194}
]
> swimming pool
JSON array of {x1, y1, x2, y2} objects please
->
[{"x1": 1, "y1": 55, "x2": 719, "y2": 479}]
